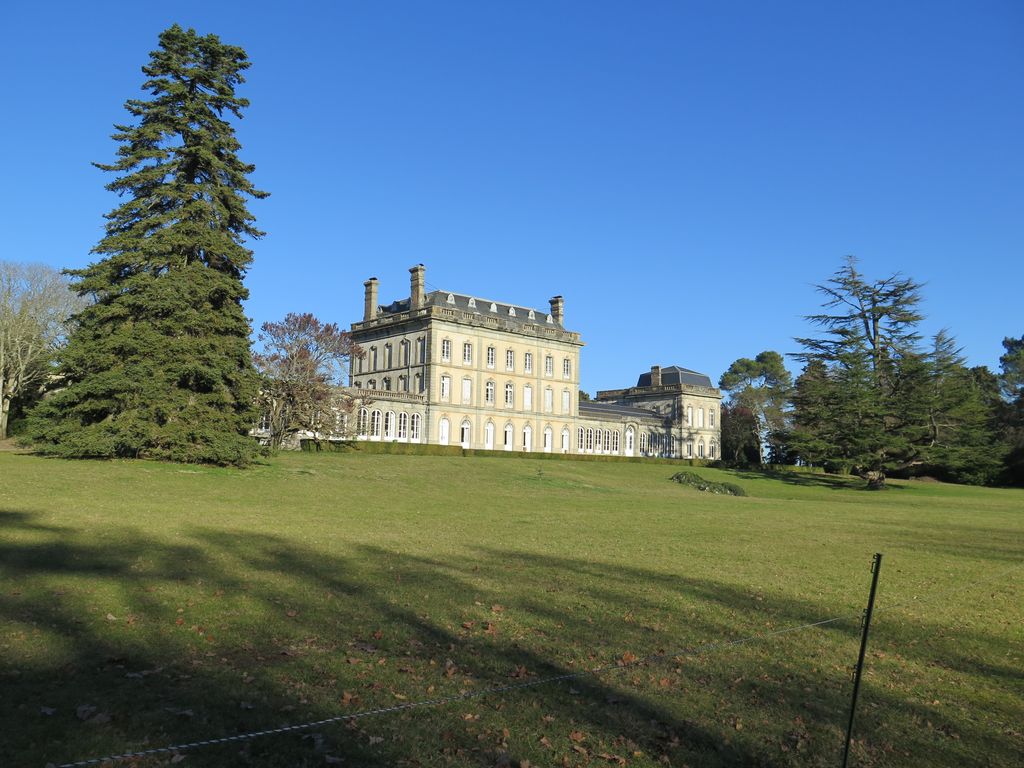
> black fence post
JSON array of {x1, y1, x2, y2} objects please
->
[{"x1": 842, "y1": 552, "x2": 883, "y2": 768}]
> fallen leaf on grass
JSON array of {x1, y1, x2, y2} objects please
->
[
  {"x1": 368, "y1": 736, "x2": 384, "y2": 746},
  {"x1": 539, "y1": 736, "x2": 552, "y2": 748},
  {"x1": 569, "y1": 730, "x2": 586, "y2": 743},
  {"x1": 105, "y1": 613, "x2": 118, "y2": 622},
  {"x1": 491, "y1": 604, "x2": 505, "y2": 613}
]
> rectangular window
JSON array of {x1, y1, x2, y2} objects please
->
[
  {"x1": 544, "y1": 355, "x2": 553, "y2": 376},
  {"x1": 523, "y1": 385, "x2": 533, "y2": 410},
  {"x1": 563, "y1": 358, "x2": 571, "y2": 378},
  {"x1": 698, "y1": 408, "x2": 705, "y2": 428},
  {"x1": 398, "y1": 413, "x2": 408, "y2": 439},
  {"x1": 441, "y1": 339, "x2": 451, "y2": 362},
  {"x1": 461, "y1": 378, "x2": 471, "y2": 404},
  {"x1": 544, "y1": 388, "x2": 553, "y2": 413},
  {"x1": 487, "y1": 346, "x2": 496, "y2": 368},
  {"x1": 524, "y1": 352, "x2": 533, "y2": 373},
  {"x1": 411, "y1": 414, "x2": 421, "y2": 441},
  {"x1": 710, "y1": 409, "x2": 716, "y2": 427},
  {"x1": 505, "y1": 383, "x2": 514, "y2": 407},
  {"x1": 485, "y1": 381, "x2": 495, "y2": 404},
  {"x1": 463, "y1": 342, "x2": 472, "y2": 364},
  {"x1": 440, "y1": 375, "x2": 451, "y2": 401},
  {"x1": 506, "y1": 350, "x2": 514, "y2": 371},
  {"x1": 561, "y1": 390, "x2": 570, "y2": 413}
]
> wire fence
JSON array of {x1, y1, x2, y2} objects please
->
[{"x1": 54, "y1": 557, "x2": 1022, "y2": 768}]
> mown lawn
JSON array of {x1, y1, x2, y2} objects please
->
[{"x1": 1, "y1": 450, "x2": 1021, "y2": 767}]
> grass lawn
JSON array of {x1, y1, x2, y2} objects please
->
[{"x1": 1, "y1": 450, "x2": 1021, "y2": 767}]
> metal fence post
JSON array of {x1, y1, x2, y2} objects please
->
[{"x1": 842, "y1": 552, "x2": 883, "y2": 768}]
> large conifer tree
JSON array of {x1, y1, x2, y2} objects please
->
[{"x1": 28, "y1": 25, "x2": 267, "y2": 465}]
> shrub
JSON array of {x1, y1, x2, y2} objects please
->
[{"x1": 670, "y1": 471, "x2": 747, "y2": 496}]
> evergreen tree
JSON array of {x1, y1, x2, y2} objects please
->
[
  {"x1": 27, "y1": 25, "x2": 267, "y2": 465},
  {"x1": 717, "y1": 350, "x2": 793, "y2": 463},
  {"x1": 793, "y1": 258, "x2": 925, "y2": 487}
]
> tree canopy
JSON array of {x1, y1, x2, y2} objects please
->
[
  {"x1": 717, "y1": 350, "x2": 792, "y2": 463},
  {"x1": 26, "y1": 25, "x2": 266, "y2": 465}
]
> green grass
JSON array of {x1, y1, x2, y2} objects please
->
[{"x1": 1, "y1": 451, "x2": 1021, "y2": 767}]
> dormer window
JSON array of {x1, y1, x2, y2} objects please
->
[
  {"x1": 489, "y1": 302, "x2": 497, "y2": 312},
  {"x1": 468, "y1": 297, "x2": 476, "y2": 308},
  {"x1": 446, "y1": 293, "x2": 455, "y2": 304},
  {"x1": 508, "y1": 307, "x2": 516, "y2": 317},
  {"x1": 528, "y1": 309, "x2": 535, "y2": 320},
  {"x1": 545, "y1": 314, "x2": 553, "y2": 324}
]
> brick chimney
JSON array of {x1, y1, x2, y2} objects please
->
[
  {"x1": 650, "y1": 365, "x2": 662, "y2": 387},
  {"x1": 549, "y1": 295, "x2": 564, "y2": 325},
  {"x1": 409, "y1": 264, "x2": 425, "y2": 308},
  {"x1": 363, "y1": 277, "x2": 379, "y2": 321}
]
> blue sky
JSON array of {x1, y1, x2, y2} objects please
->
[{"x1": 2, "y1": 1, "x2": 1021, "y2": 393}]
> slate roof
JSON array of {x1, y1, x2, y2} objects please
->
[
  {"x1": 578, "y1": 400, "x2": 663, "y2": 421},
  {"x1": 378, "y1": 290, "x2": 560, "y2": 329},
  {"x1": 636, "y1": 366, "x2": 714, "y2": 389}
]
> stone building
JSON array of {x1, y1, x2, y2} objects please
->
[{"x1": 346, "y1": 265, "x2": 721, "y2": 458}]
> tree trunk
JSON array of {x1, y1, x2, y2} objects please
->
[
  {"x1": 864, "y1": 470, "x2": 886, "y2": 490},
  {"x1": 0, "y1": 397, "x2": 9, "y2": 440}
]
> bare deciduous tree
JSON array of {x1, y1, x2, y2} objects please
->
[
  {"x1": 253, "y1": 313, "x2": 361, "y2": 449},
  {"x1": 0, "y1": 262, "x2": 83, "y2": 439}
]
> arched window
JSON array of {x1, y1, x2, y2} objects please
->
[
  {"x1": 625, "y1": 427, "x2": 634, "y2": 454},
  {"x1": 398, "y1": 412, "x2": 408, "y2": 439},
  {"x1": 370, "y1": 410, "x2": 382, "y2": 438},
  {"x1": 503, "y1": 423, "x2": 514, "y2": 451},
  {"x1": 522, "y1": 424, "x2": 532, "y2": 451},
  {"x1": 594, "y1": 429, "x2": 602, "y2": 452},
  {"x1": 484, "y1": 421, "x2": 495, "y2": 450},
  {"x1": 384, "y1": 411, "x2": 395, "y2": 438},
  {"x1": 561, "y1": 428, "x2": 570, "y2": 453},
  {"x1": 367, "y1": 379, "x2": 376, "y2": 390},
  {"x1": 357, "y1": 408, "x2": 369, "y2": 436},
  {"x1": 543, "y1": 426, "x2": 553, "y2": 452},
  {"x1": 382, "y1": 376, "x2": 391, "y2": 391},
  {"x1": 384, "y1": 343, "x2": 392, "y2": 368},
  {"x1": 577, "y1": 427, "x2": 585, "y2": 451},
  {"x1": 709, "y1": 441, "x2": 717, "y2": 459},
  {"x1": 411, "y1": 414, "x2": 421, "y2": 441},
  {"x1": 370, "y1": 346, "x2": 378, "y2": 370},
  {"x1": 398, "y1": 374, "x2": 407, "y2": 392},
  {"x1": 687, "y1": 441, "x2": 693, "y2": 457},
  {"x1": 586, "y1": 428, "x2": 594, "y2": 452},
  {"x1": 460, "y1": 419, "x2": 471, "y2": 449},
  {"x1": 612, "y1": 431, "x2": 620, "y2": 453},
  {"x1": 698, "y1": 441, "x2": 705, "y2": 458},
  {"x1": 438, "y1": 418, "x2": 450, "y2": 445},
  {"x1": 604, "y1": 430, "x2": 611, "y2": 452},
  {"x1": 485, "y1": 380, "x2": 496, "y2": 404},
  {"x1": 504, "y1": 382, "x2": 514, "y2": 407}
]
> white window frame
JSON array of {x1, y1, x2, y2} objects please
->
[
  {"x1": 411, "y1": 414, "x2": 421, "y2": 441},
  {"x1": 485, "y1": 380, "x2": 496, "y2": 404},
  {"x1": 561, "y1": 389, "x2": 570, "y2": 414},
  {"x1": 441, "y1": 339, "x2": 451, "y2": 362},
  {"x1": 461, "y1": 377, "x2": 472, "y2": 404},
  {"x1": 463, "y1": 342, "x2": 472, "y2": 364},
  {"x1": 545, "y1": 387, "x2": 554, "y2": 413},
  {"x1": 524, "y1": 352, "x2": 533, "y2": 373},
  {"x1": 544, "y1": 355, "x2": 554, "y2": 376},
  {"x1": 563, "y1": 358, "x2": 571, "y2": 378},
  {"x1": 440, "y1": 375, "x2": 451, "y2": 401},
  {"x1": 505, "y1": 349, "x2": 514, "y2": 371},
  {"x1": 487, "y1": 346, "x2": 496, "y2": 368},
  {"x1": 523, "y1": 384, "x2": 533, "y2": 410},
  {"x1": 398, "y1": 412, "x2": 408, "y2": 439},
  {"x1": 504, "y1": 382, "x2": 514, "y2": 407}
]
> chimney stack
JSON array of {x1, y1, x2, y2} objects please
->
[
  {"x1": 549, "y1": 295, "x2": 564, "y2": 325},
  {"x1": 363, "y1": 277, "x2": 379, "y2": 321},
  {"x1": 650, "y1": 365, "x2": 662, "y2": 387},
  {"x1": 409, "y1": 264, "x2": 425, "y2": 308}
]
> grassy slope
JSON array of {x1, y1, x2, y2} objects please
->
[{"x1": 0, "y1": 451, "x2": 1021, "y2": 767}]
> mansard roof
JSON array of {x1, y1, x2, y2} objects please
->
[
  {"x1": 379, "y1": 290, "x2": 558, "y2": 328},
  {"x1": 636, "y1": 366, "x2": 714, "y2": 389}
]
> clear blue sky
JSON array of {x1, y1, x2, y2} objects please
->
[{"x1": 3, "y1": 1, "x2": 1021, "y2": 393}]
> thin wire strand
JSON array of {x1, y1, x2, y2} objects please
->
[{"x1": 55, "y1": 612, "x2": 857, "y2": 767}]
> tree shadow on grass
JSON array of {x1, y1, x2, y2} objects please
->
[
  {"x1": 0, "y1": 510, "x2": 1019, "y2": 767},
  {"x1": 718, "y1": 468, "x2": 908, "y2": 492}
]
